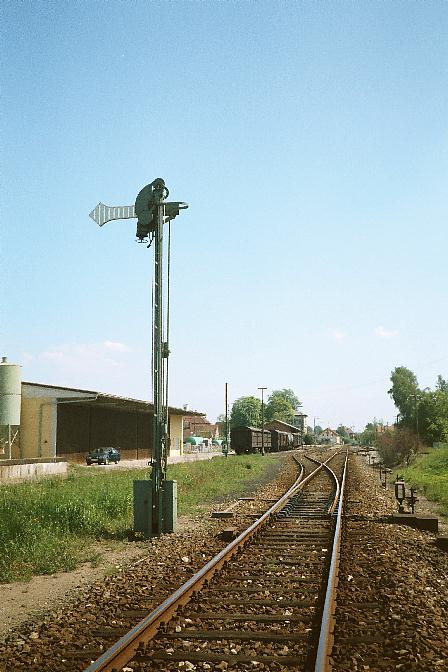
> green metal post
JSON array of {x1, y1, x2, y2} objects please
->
[
  {"x1": 152, "y1": 182, "x2": 166, "y2": 536},
  {"x1": 90, "y1": 179, "x2": 188, "y2": 538}
]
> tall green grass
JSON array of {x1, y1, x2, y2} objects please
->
[
  {"x1": 401, "y1": 446, "x2": 448, "y2": 513},
  {"x1": 0, "y1": 454, "x2": 277, "y2": 582}
]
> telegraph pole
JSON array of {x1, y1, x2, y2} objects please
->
[
  {"x1": 224, "y1": 382, "x2": 229, "y2": 458},
  {"x1": 258, "y1": 387, "x2": 267, "y2": 456},
  {"x1": 314, "y1": 416, "x2": 320, "y2": 446}
]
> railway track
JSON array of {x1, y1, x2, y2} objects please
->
[{"x1": 85, "y1": 450, "x2": 348, "y2": 672}]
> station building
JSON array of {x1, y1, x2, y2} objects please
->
[{"x1": 319, "y1": 428, "x2": 342, "y2": 445}]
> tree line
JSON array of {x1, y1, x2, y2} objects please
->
[
  {"x1": 389, "y1": 366, "x2": 448, "y2": 445},
  {"x1": 360, "y1": 366, "x2": 448, "y2": 465},
  {"x1": 222, "y1": 389, "x2": 301, "y2": 429}
]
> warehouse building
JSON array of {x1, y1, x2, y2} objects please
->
[{"x1": 0, "y1": 359, "x2": 201, "y2": 465}]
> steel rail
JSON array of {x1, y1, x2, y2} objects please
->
[
  {"x1": 85, "y1": 451, "x2": 340, "y2": 672},
  {"x1": 302, "y1": 452, "x2": 341, "y2": 513},
  {"x1": 314, "y1": 449, "x2": 349, "y2": 672}
]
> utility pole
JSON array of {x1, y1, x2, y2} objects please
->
[
  {"x1": 90, "y1": 179, "x2": 188, "y2": 536},
  {"x1": 407, "y1": 394, "x2": 420, "y2": 444},
  {"x1": 258, "y1": 387, "x2": 267, "y2": 456},
  {"x1": 313, "y1": 416, "x2": 320, "y2": 446},
  {"x1": 224, "y1": 382, "x2": 229, "y2": 458}
]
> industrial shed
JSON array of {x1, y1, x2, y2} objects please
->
[
  {"x1": 265, "y1": 419, "x2": 303, "y2": 446},
  {"x1": 265, "y1": 419, "x2": 301, "y2": 434},
  {"x1": 16, "y1": 382, "x2": 201, "y2": 463}
]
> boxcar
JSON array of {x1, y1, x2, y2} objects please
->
[
  {"x1": 231, "y1": 426, "x2": 272, "y2": 454},
  {"x1": 271, "y1": 429, "x2": 294, "y2": 452}
]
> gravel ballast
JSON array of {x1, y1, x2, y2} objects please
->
[{"x1": 0, "y1": 450, "x2": 446, "y2": 672}]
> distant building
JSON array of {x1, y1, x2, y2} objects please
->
[
  {"x1": 183, "y1": 414, "x2": 218, "y2": 440},
  {"x1": 319, "y1": 428, "x2": 342, "y2": 445},
  {"x1": 293, "y1": 410, "x2": 308, "y2": 435},
  {"x1": 338, "y1": 425, "x2": 356, "y2": 439},
  {"x1": 216, "y1": 420, "x2": 226, "y2": 437}
]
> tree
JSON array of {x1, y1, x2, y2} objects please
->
[
  {"x1": 359, "y1": 421, "x2": 379, "y2": 447},
  {"x1": 272, "y1": 388, "x2": 301, "y2": 409},
  {"x1": 436, "y1": 375, "x2": 448, "y2": 393},
  {"x1": 419, "y1": 388, "x2": 448, "y2": 445},
  {"x1": 230, "y1": 396, "x2": 261, "y2": 429},
  {"x1": 388, "y1": 367, "x2": 419, "y2": 426},
  {"x1": 388, "y1": 366, "x2": 448, "y2": 447},
  {"x1": 336, "y1": 425, "x2": 350, "y2": 443},
  {"x1": 265, "y1": 397, "x2": 294, "y2": 423},
  {"x1": 265, "y1": 389, "x2": 301, "y2": 424},
  {"x1": 377, "y1": 427, "x2": 420, "y2": 466}
]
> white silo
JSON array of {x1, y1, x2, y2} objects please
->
[{"x1": 0, "y1": 356, "x2": 22, "y2": 459}]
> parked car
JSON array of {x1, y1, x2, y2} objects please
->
[{"x1": 86, "y1": 447, "x2": 121, "y2": 465}]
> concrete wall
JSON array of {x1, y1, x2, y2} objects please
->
[{"x1": 0, "y1": 459, "x2": 68, "y2": 483}]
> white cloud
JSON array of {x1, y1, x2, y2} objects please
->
[
  {"x1": 332, "y1": 329, "x2": 345, "y2": 344},
  {"x1": 41, "y1": 350, "x2": 66, "y2": 362},
  {"x1": 374, "y1": 326, "x2": 399, "y2": 339},
  {"x1": 104, "y1": 341, "x2": 131, "y2": 352},
  {"x1": 40, "y1": 341, "x2": 131, "y2": 366}
]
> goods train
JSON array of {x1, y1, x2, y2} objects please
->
[{"x1": 230, "y1": 426, "x2": 300, "y2": 455}]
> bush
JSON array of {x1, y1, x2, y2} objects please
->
[
  {"x1": 401, "y1": 446, "x2": 448, "y2": 511},
  {"x1": 376, "y1": 427, "x2": 423, "y2": 466}
]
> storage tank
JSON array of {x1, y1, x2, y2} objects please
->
[{"x1": 0, "y1": 357, "x2": 22, "y2": 426}]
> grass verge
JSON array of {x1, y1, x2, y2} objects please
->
[
  {"x1": 0, "y1": 454, "x2": 278, "y2": 582},
  {"x1": 400, "y1": 446, "x2": 448, "y2": 514}
]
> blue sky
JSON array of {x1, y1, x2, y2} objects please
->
[{"x1": 2, "y1": 1, "x2": 447, "y2": 431}]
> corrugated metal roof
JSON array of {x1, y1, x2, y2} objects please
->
[
  {"x1": 22, "y1": 381, "x2": 203, "y2": 416},
  {"x1": 265, "y1": 420, "x2": 301, "y2": 432}
]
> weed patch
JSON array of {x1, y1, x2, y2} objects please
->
[
  {"x1": 401, "y1": 446, "x2": 448, "y2": 512},
  {"x1": 0, "y1": 454, "x2": 277, "y2": 582}
]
